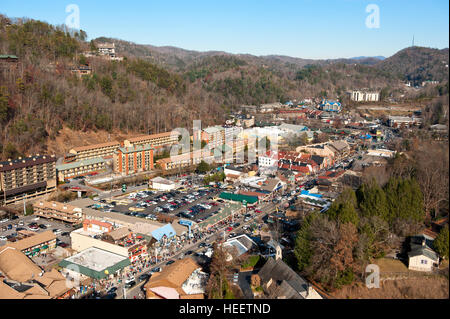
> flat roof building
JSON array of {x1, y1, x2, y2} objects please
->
[
  {"x1": 124, "y1": 132, "x2": 178, "y2": 148},
  {"x1": 33, "y1": 201, "x2": 84, "y2": 224},
  {"x1": 4, "y1": 230, "x2": 57, "y2": 257},
  {"x1": 60, "y1": 247, "x2": 131, "y2": 280},
  {"x1": 56, "y1": 157, "x2": 107, "y2": 181},
  {"x1": 69, "y1": 141, "x2": 120, "y2": 161}
]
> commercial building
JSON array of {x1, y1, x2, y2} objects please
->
[
  {"x1": 319, "y1": 99, "x2": 342, "y2": 112},
  {"x1": 56, "y1": 157, "x2": 107, "y2": 181},
  {"x1": 198, "y1": 126, "x2": 243, "y2": 149},
  {"x1": 70, "y1": 198, "x2": 165, "y2": 234},
  {"x1": 124, "y1": 132, "x2": 179, "y2": 148},
  {"x1": 150, "y1": 176, "x2": 176, "y2": 191},
  {"x1": 349, "y1": 90, "x2": 380, "y2": 102},
  {"x1": 60, "y1": 247, "x2": 131, "y2": 280},
  {"x1": 5, "y1": 230, "x2": 57, "y2": 257},
  {"x1": 387, "y1": 116, "x2": 423, "y2": 128},
  {"x1": 70, "y1": 225, "x2": 150, "y2": 263},
  {"x1": 219, "y1": 192, "x2": 258, "y2": 205},
  {"x1": 0, "y1": 247, "x2": 71, "y2": 299},
  {"x1": 198, "y1": 203, "x2": 244, "y2": 230},
  {"x1": 0, "y1": 155, "x2": 57, "y2": 206},
  {"x1": 156, "y1": 150, "x2": 214, "y2": 172},
  {"x1": 114, "y1": 144, "x2": 154, "y2": 175},
  {"x1": 69, "y1": 141, "x2": 120, "y2": 161},
  {"x1": 145, "y1": 257, "x2": 207, "y2": 299},
  {"x1": 33, "y1": 201, "x2": 84, "y2": 224}
]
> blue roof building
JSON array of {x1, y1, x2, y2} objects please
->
[
  {"x1": 151, "y1": 224, "x2": 177, "y2": 242},
  {"x1": 320, "y1": 99, "x2": 342, "y2": 112}
]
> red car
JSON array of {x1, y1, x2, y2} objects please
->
[
  {"x1": 226, "y1": 227, "x2": 233, "y2": 232},
  {"x1": 255, "y1": 210, "x2": 262, "y2": 214},
  {"x1": 71, "y1": 187, "x2": 81, "y2": 190}
]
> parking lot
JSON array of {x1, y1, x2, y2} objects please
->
[
  {"x1": 0, "y1": 214, "x2": 74, "y2": 248},
  {"x1": 88, "y1": 186, "x2": 225, "y2": 224}
]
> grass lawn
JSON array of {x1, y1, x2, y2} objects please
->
[{"x1": 374, "y1": 258, "x2": 409, "y2": 273}]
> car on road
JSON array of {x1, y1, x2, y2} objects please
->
[
  {"x1": 0, "y1": 236, "x2": 7, "y2": 241},
  {"x1": 166, "y1": 260, "x2": 175, "y2": 265},
  {"x1": 255, "y1": 210, "x2": 262, "y2": 214},
  {"x1": 53, "y1": 229, "x2": 62, "y2": 235},
  {"x1": 185, "y1": 250, "x2": 193, "y2": 255},
  {"x1": 150, "y1": 267, "x2": 162, "y2": 273},
  {"x1": 138, "y1": 273, "x2": 150, "y2": 282},
  {"x1": 107, "y1": 287, "x2": 118, "y2": 294},
  {"x1": 58, "y1": 242, "x2": 69, "y2": 248},
  {"x1": 38, "y1": 224, "x2": 47, "y2": 229},
  {"x1": 124, "y1": 281, "x2": 136, "y2": 289},
  {"x1": 226, "y1": 227, "x2": 233, "y2": 232}
]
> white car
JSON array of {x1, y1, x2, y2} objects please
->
[
  {"x1": 32, "y1": 217, "x2": 40, "y2": 221},
  {"x1": 0, "y1": 236, "x2": 7, "y2": 241},
  {"x1": 53, "y1": 229, "x2": 62, "y2": 235},
  {"x1": 0, "y1": 218, "x2": 9, "y2": 223}
]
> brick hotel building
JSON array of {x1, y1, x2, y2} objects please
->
[{"x1": 114, "y1": 144, "x2": 154, "y2": 175}]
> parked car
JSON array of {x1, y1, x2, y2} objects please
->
[
  {"x1": 0, "y1": 236, "x2": 7, "y2": 241},
  {"x1": 166, "y1": 260, "x2": 175, "y2": 265}
]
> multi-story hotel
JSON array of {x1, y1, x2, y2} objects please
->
[
  {"x1": 196, "y1": 125, "x2": 243, "y2": 149},
  {"x1": 33, "y1": 201, "x2": 84, "y2": 224},
  {"x1": 68, "y1": 141, "x2": 121, "y2": 162},
  {"x1": 56, "y1": 157, "x2": 107, "y2": 181},
  {"x1": 156, "y1": 150, "x2": 214, "y2": 172},
  {"x1": 114, "y1": 144, "x2": 154, "y2": 175},
  {"x1": 0, "y1": 155, "x2": 57, "y2": 206},
  {"x1": 123, "y1": 132, "x2": 179, "y2": 149}
]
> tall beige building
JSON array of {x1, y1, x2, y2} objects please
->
[{"x1": 0, "y1": 155, "x2": 57, "y2": 206}]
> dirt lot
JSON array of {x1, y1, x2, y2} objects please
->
[
  {"x1": 333, "y1": 276, "x2": 449, "y2": 299},
  {"x1": 332, "y1": 258, "x2": 449, "y2": 299},
  {"x1": 46, "y1": 126, "x2": 134, "y2": 156}
]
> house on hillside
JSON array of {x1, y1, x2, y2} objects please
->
[{"x1": 408, "y1": 234, "x2": 439, "y2": 272}]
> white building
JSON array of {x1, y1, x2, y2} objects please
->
[
  {"x1": 150, "y1": 176, "x2": 176, "y2": 191},
  {"x1": 258, "y1": 151, "x2": 280, "y2": 168},
  {"x1": 408, "y1": 234, "x2": 439, "y2": 272},
  {"x1": 349, "y1": 90, "x2": 380, "y2": 102}
]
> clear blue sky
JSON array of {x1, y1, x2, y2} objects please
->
[{"x1": 1, "y1": 0, "x2": 448, "y2": 59}]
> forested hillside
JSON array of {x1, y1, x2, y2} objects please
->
[{"x1": 0, "y1": 15, "x2": 448, "y2": 160}]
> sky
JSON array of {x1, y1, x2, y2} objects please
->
[{"x1": 1, "y1": 0, "x2": 448, "y2": 59}]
